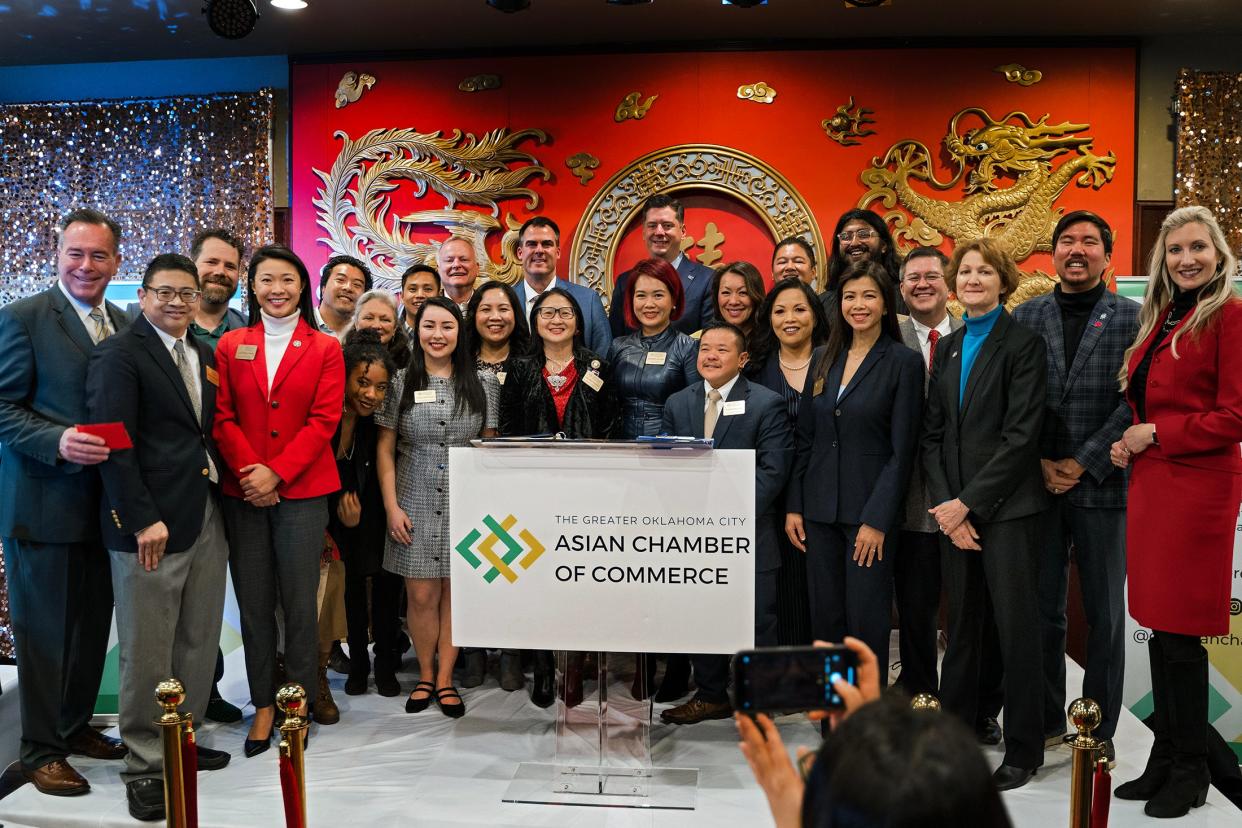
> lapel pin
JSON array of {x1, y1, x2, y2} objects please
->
[
  {"x1": 1093, "y1": 320, "x2": 1104, "y2": 328},
  {"x1": 952, "y1": 351, "x2": 959, "y2": 358},
  {"x1": 293, "y1": 340, "x2": 302, "y2": 348}
]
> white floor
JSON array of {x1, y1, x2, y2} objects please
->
[{"x1": 0, "y1": 651, "x2": 1240, "y2": 827}]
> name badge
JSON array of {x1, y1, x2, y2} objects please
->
[
  {"x1": 645, "y1": 351, "x2": 667, "y2": 365},
  {"x1": 813, "y1": 377, "x2": 825, "y2": 397},
  {"x1": 582, "y1": 372, "x2": 604, "y2": 392},
  {"x1": 414, "y1": 389, "x2": 437, "y2": 404},
  {"x1": 723, "y1": 400, "x2": 746, "y2": 416},
  {"x1": 496, "y1": 371, "x2": 506, "y2": 386},
  {"x1": 235, "y1": 344, "x2": 258, "y2": 361},
  {"x1": 205, "y1": 366, "x2": 220, "y2": 386}
]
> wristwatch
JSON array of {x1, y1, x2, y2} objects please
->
[{"x1": 1150, "y1": 425, "x2": 1159, "y2": 446}]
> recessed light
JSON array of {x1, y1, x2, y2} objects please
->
[
  {"x1": 203, "y1": 0, "x2": 259, "y2": 39},
  {"x1": 271, "y1": 0, "x2": 307, "y2": 8}
]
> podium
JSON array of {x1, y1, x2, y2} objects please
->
[{"x1": 449, "y1": 438, "x2": 756, "y2": 810}]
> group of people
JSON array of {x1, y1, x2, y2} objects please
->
[{"x1": 0, "y1": 192, "x2": 1238, "y2": 822}]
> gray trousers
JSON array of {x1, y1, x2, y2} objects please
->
[
  {"x1": 1037, "y1": 500, "x2": 1127, "y2": 739},
  {"x1": 111, "y1": 495, "x2": 228, "y2": 781},
  {"x1": 223, "y1": 495, "x2": 327, "y2": 708}
]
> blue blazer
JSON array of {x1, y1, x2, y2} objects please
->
[
  {"x1": 787, "y1": 335, "x2": 925, "y2": 534},
  {"x1": 0, "y1": 285, "x2": 128, "y2": 543},
  {"x1": 662, "y1": 375, "x2": 793, "y2": 572},
  {"x1": 609, "y1": 256, "x2": 716, "y2": 337},
  {"x1": 514, "y1": 277, "x2": 612, "y2": 357}
]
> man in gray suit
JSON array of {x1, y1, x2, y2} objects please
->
[
  {"x1": 0, "y1": 208, "x2": 130, "y2": 795},
  {"x1": 1012, "y1": 211, "x2": 1140, "y2": 765},
  {"x1": 511, "y1": 216, "x2": 612, "y2": 356},
  {"x1": 609, "y1": 194, "x2": 715, "y2": 337}
]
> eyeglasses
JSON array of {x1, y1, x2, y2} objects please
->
[
  {"x1": 903, "y1": 273, "x2": 944, "y2": 285},
  {"x1": 536, "y1": 307, "x2": 575, "y2": 320},
  {"x1": 147, "y1": 286, "x2": 202, "y2": 303},
  {"x1": 837, "y1": 229, "x2": 876, "y2": 243}
]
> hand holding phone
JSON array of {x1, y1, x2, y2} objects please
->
[{"x1": 732, "y1": 645, "x2": 860, "y2": 714}]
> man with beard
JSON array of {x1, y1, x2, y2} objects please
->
[
  {"x1": 820, "y1": 209, "x2": 903, "y2": 317},
  {"x1": 316, "y1": 255, "x2": 372, "y2": 338},
  {"x1": 1012, "y1": 211, "x2": 1139, "y2": 767},
  {"x1": 437, "y1": 237, "x2": 479, "y2": 315}
]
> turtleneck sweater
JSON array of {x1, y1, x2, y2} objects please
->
[
  {"x1": 1053, "y1": 280, "x2": 1106, "y2": 370},
  {"x1": 261, "y1": 309, "x2": 300, "y2": 395},
  {"x1": 959, "y1": 304, "x2": 1003, "y2": 404}
]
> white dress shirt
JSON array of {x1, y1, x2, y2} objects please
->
[
  {"x1": 703, "y1": 373, "x2": 741, "y2": 412},
  {"x1": 523, "y1": 277, "x2": 557, "y2": 322},
  {"x1": 57, "y1": 280, "x2": 113, "y2": 339}
]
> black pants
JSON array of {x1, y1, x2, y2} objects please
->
[
  {"x1": 894, "y1": 529, "x2": 941, "y2": 696},
  {"x1": 940, "y1": 514, "x2": 1042, "y2": 769},
  {"x1": 3, "y1": 538, "x2": 114, "y2": 769},
  {"x1": 343, "y1": 564, "x2": 403, "y2": 672},
  {"x1": 691, "y1": 569, "x2": 778, "y2": 704},
  {"x1": 774, "y1": 532, "x2": 812, "y2": 645}
]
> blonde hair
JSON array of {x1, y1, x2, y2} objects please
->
[
  {"x1": 1119, "y1": 206, "x2": 1240, "y2": 389},
  {"x1": 946, "y1": 238, "x2": 1022, "y2": 305}
]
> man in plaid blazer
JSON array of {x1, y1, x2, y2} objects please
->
[{"x1": 1012, "y1": 211, "x2": 1141, "y2": 766}]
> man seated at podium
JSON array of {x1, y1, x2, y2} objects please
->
[{"x1": 659, "y1": 322, "x2": 794, "y2": 723}]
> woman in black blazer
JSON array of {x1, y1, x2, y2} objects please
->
[
  {"x1": 785, "y1": 261, "x2": 923, "y2": 688},
  {"x1": 921, "y1": 238, "x2": 1048, "y2": 791}
]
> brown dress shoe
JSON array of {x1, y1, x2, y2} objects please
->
[
  {"x1": 23, "y1": 759, "x2": 90, "y2": 796},
  {"x1": 659, "y1": 697, "x2": 732, "y2": 725},
  {"x1": 67, "y1": 728, "x2": 128, "y2": 760}
]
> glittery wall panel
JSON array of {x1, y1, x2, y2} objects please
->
[
  {"x1": 1175, "y1": 69, "x2": 1242, "y2": 254},
  {"x1": 0, "y1": 90, "x2": 275, "y2": 307}
]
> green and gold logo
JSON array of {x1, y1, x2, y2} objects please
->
[{"x1": 455, "y1": 514, "x2": 545, "y2": 583}]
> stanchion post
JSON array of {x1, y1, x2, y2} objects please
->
[
  {"x1": 1067, "y1": 697, "x2": 1102, "y2": 828},
  {"x1": 155, "y1": 678, "x2": 190, "y2": 828},
  {"x1": 277, "y1": 683, "x2": 309, "y2": 827},
  {"x1": 910, "y1": 693, "x2": 941, "y2": 712}
]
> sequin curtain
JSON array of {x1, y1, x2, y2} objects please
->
[
  {"x1": 0, "y1": 89, "x2": 274, "y2": 658},
  {"x1": 0, "y1": 89, "x2": 274, "y2": 306},
  {"x1": 1175, "y1": 69, "x2": 1242, "y2": 255}
]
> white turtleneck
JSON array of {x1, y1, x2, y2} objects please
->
[{"x1": 260, "y1": 309, "x2": 300, "y2": 396}]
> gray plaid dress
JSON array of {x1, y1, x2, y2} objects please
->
[{"x1": 377, "y1": 370, "x2": 499, "y2": 578}]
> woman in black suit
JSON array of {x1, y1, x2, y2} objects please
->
[
  {"x1": 330, "y1": 330, "x2": 404, "y2": 699},
  {"x1": 785, "y1": 261, "x2": 923, "y2": 688},
  {"x1": 921, "y1": 237, "x2": 1048, "y2": 791}
]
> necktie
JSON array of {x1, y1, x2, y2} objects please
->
[
  {"x1": 927, "y1": 328, "x2": 941, "y2": 369},
  {"x1": 704, "y1": 388, "x2": 723, "y2": 439},
  {"x1": 175, "y1": 340, "x2": 218, "y2": 483},
  {"x1": 88, "y1": 307, "x2": 110, "y2": 344}
]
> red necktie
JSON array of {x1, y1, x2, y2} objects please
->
[{"x1": 927, "y1": 329, "x2": 940, "y2": 369}]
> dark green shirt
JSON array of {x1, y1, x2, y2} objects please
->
[{"x1": 188, "y1": 307, "x2": 247, "y2": 350}]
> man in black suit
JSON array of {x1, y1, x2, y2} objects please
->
[
  {"x1": 1012, "y1": 212, "x2": 1140, "y2": 765},
  {"x1": 609, "y1": 194, "x2": 715, "y2": 337},
  {"x1": 0, "y1": 208, "x2": 129, "y2": 796},
  {"x1": 86, "y1": 254, "x2": 233, "y2": 820},
  {"x1": 658, "y1": 323, "x2": 793, "y2": 724}
]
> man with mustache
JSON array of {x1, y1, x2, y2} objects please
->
[
  {"x1": 1012, "y1": 211, "x2": 1140, "y2": 767},
  {"x1": 188, "y1": 229, "x2": 247, "y2": 346},
  {"x1": 821, "y1": 210, "x2": 903, "y2": 317},
  {"x1": 437, "y1": 237, "x2": 479, "y2": 315},
  {"x1": 316, "y1": 254, "x2": 372, "y2": 339}
]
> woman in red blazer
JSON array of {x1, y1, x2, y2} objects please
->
[
  {"x1": 213, "y1": 245, "x2": 344, "y2": 757},
  {"x1": 1110, "y1": 206, "x2": 1242, "y2": 818}
]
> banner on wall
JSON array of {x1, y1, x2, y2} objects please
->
[{"x1": 449, "y1": 445, "x2": 755, "y2": 654}]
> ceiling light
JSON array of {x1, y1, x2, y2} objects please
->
[
  {"x1": 722, "y1": 0, "x2": 767, "y2": 6},
  {"x1": 202, "y1": 0, "x2": 259, "y2": 38},
  {"x1": 271, "y1": 0, "x2": 306, "y2": 8},
  {"x1": 487, "y1": 0, "x2": 530, "y2": 11},
  {"x1": 607, "y1": 0, "x2": 653, "y2": 5}
]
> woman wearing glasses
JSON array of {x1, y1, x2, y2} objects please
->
[{"x1": 498, "y1": 287, "x2": 620, "y2": 706}]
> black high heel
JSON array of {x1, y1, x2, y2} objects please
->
[
  {"x1": 405, "y1": 681, "x2": 435, "y2": 713},
  {"x1": 243, "y1": 724, "x2": 274, "y2": 758}
]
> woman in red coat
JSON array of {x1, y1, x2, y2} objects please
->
[
  {"x1": 213, "y1": 245, "x2": 344, "y2": 757},
  {"x1": 1110, "y1": 206, "x2": 1242, "y2": 818}
]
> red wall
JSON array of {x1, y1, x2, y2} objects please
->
[{"x1": 291, "y1": 47, "x2": 1136, "y2": 291}]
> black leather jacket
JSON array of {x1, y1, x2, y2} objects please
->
[{"x1": 606, "y1": 327, "x2": 701, "y2": 438}]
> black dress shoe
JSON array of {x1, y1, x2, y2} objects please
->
[
  {"x1": 435, "y1": 686, "x2": 467, "y2": 719},
  {"x1": 531, "y1": 655, "x2": 555, "y2": 709},
  {"x1": 126, "y1": 778, "x2": 165, "y2": 821},
  {"x1": 328, "y1": 640, "x2": 351, "y2": 675},
  {"x1": 374, "y1": 669, "x2": 401, "y2": 697},
  {"x1": 243, "y1": 726, "x2": 274, "y2": 758},
  {"x1": 205, "y1": 693, "x2": 243, "y2": 724},
  {"x1": 975, "y1": 717, "x2": 1002, "y2": 746},
  {"x1": 992, "y1": 764, "x2": 1036, "y2": 791},
  {"x1": 405, "y1": 681, "x2": 435, "y2": 713},
  {"x1": 344, "y1": 668, "x2": 369, "y2": 696},
  {"x1": 195, "y1": 745, "x2": 231, "y2": 771}
]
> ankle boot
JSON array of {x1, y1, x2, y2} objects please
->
[
  {"x1": 655, "y1": 654, "x2": 691, "y2": 702},
  {"x1": 561, "y1": 652, "x2": 584, "y2": 708},
  {"x1": 314, "y1": 652, "x2": 341, "y2": 725},
  {"x1": 500, "y1": 650, "x2": 525, "y2": 691},
  {"x1": 531, "y1": 650, "x2": 555, "y2": 709},
  {"x1": 1146, "y1": 651, "x2": 1211, "y2": 818},
  {"x1": 1117, "y1": 637, "x2": 1174, "y2": 800},
  {"x1": 631, "y1": 653, "x2": 655, "y2": 701}
]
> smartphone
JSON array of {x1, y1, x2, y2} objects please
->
[{"x1": 732, "y1": 645, "x2": 859, "y2": 714}]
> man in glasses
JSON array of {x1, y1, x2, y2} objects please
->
[
  {"x1": 86, "y1": 253, "x2": 232, "y2": 821},
  {"x1": 821, "y1": 209, "x2": 904, "y2": 317},
  {"x1": 512, "y1": 216, "x2": 611, "y2": 356}
]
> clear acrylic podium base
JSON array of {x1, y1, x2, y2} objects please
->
[{"x1": 501, "y1": 652, "x2": 699, "y2": 810}]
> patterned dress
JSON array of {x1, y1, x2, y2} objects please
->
[{"x1": 376, "y1": 370, "x2": 500, "y2": 578}]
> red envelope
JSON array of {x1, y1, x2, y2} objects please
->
[{"x1": 76, "y1": 422, "x2": 134, "y2": 450}]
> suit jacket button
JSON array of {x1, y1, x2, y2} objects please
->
[
  {"x1": 271, "y1": 400, "x2": 279, "y2": 409},
  {"x1": 832, "y1": 440, "x2": 838, "y2": 447},
  {"x1": 271, "y1": 430, "x2": 279, "y2": 437},
  {"x1": 834, "y1": 409, "x2": 842, "y2": 416},
  {"x1": 201, "y1": 468, "x2": 209, "y2": 476}
]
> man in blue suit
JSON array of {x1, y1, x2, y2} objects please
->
[
  {"x1": 609, "y1": 194, "x2": 715, "y2": 337},
  {"x1": 511, "y1": 216, "x2": 612, "y2": 356},
  {"x1": 658, "y1": 322, "x2": 793, "y2": 724},
  {"x1": 0, "y1": 208, "x2": 131, "y2": 796}
]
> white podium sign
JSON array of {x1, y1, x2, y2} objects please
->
[{"x1": 449, "y1": 444, "x2": 755, "y2": 654}]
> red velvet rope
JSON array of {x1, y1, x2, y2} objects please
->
[
  {"x1": 181, "y1": 727, "x2": 199, "y2": 828},
  {"x1": 1091, "y1": 760, "x2": 1111, "y2": 828},
  {"x1": 279, "y1": 752, "x2": 304, "y2": 828}
]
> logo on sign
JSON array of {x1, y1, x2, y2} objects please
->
[{"x1": 455, "y1": 514, "x2": 545, "y2": 583}]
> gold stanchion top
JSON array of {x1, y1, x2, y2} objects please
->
[
  {"x1": 1067, "y1": 697, "x2": 1102, "y2": 749},
  {"x1": 910, "y1": 693, "x2": 941, "y2": 711},
  {"x1": 276, "y1": 683, "x2": 307, "y2": 731},
  {"x1": 156, "y1": 678, "x2": 186, "y2": 724}
]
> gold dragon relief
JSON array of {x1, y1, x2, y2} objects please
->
[
  {"x1": 312, "y1": 126, "x2": 551, "y2": 290},
  {"x1": 857, "y1": 107, "x2": 1118, "y2": 305}
]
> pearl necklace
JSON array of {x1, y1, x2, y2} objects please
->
[{"x1": 779, "y1": 355, "x2": 811, "y2": 371}]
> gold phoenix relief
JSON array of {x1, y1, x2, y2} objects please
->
[
  {"x1": 335, "y1": 72, "x2": 376, "y2": 109},
  {"x1": 737, "y1": 82, "x2": 777, "y2": 104},
  {"x1": 822, "y1": 97, "x2": 877, "y2": 146},
  {"x1": 312, "y1": 127, "x2": 550, "y2": 290},
  {"x1": 615, "y1": 92, "x2": 658, "y2": 122}
]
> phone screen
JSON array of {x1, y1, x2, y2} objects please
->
[{"x1": 732, "y1": 646, "x2": 858, "y2": 713}]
